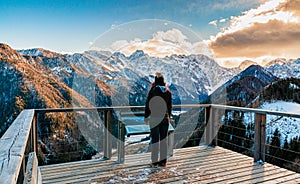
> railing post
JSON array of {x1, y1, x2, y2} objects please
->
[
  {"x1": 168, "y1": 126, "x2": 174, "y2": 157},
  {"x1": 211, "y1": 107, "x2": 219, "y2": 146},
  {"x1": 117, "y1": 120, "x2": 125, "y2": 163},
  {"x1": 254, "y1": 113, "x2": 266, "y2": 162},
  {"x1": 204, "y1": 106, "x2": 219, "y2": 146},
  {"x1": 103, "y1": 110, "x2": 112, "y2": 159},
  {"x1": 205, "y1": 106, "x2": 211, "y2": 145},
  {"x1": 23, "y1": 152, "x2": 39, "y2": 184},
  {"x1": 33, "y1": 112, "x2": 38, "y2": 153}
]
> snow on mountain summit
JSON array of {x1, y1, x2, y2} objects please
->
[
  {"x1": 238, "y1": 60, "x2": 258, "y2": 70},
  {"x1": 17, "y1": 48, "x2": 62, "y2": 58},
  {"x1": 266, "y1": 58, "x2": 300, "y2": 79}
]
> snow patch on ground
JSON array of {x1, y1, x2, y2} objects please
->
[
  {"x1": 260, "y1": 101, "x2": 300, "y2": 145},
  {"x1": 243, "y1": 101, "x2": 300, "y2": 145},
  {"x1": 91, "y1": 167, "x2": 185, "y2": 183}
]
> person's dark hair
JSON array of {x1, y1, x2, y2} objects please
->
[{"x1": 154, "y1": 72, "x2": 165, "y2": 86}]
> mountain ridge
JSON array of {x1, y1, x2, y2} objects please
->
[{"x1": 208, "y1": 65, "x2": 278, "y2": 105}]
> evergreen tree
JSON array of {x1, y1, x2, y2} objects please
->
[
  {"x1": 289, "y1": 136, "x2": 300, "y2": 161},
  {"x1": 218, "y1": 111, "x2": 248, "y2": 153},
  {"x1": 269, "y1": 128, "x2": 282, "y2": 166},
  {"x1": 282, "y1": 138, "x2": 290, "y2": 162}
]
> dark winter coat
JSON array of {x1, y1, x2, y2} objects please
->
[{"x1": 145, "y1": 84, "x2": 172, "y2": 119}]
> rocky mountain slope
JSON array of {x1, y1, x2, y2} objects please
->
[
  {"x1": 0, "y1": 44, "x2": 91, "y2": 134},
  {"x1": 208, "y1": 65, "x2": 277, "y2": 106}
]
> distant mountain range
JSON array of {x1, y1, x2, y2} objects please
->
[
  {"x1": 1, "y1": 43, "x2": 300, "y2": 133},
  {"x1": 1, "y1": 43, "x2": 300, "y2": 163}
]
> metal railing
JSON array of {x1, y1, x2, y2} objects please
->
[{"x1": 1, "y1": 104, "x2": 300, "y2": 183}]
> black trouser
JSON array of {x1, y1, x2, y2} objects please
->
[{"x1": 150, "y1": 117, "x2": 169, "y2": 164}]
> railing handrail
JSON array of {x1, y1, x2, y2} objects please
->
[
  {"x1": 0, "y1": 109, "x2": 35, "y2": 184},
  {"x1": 1, "y1": 103, "x2": 300, "y2": 183},
  {"x1": 211, "y1": 104, "x2": 300, "y2": 118},
  {"x1": 34, "y1": 104, "x2": 300, "y2": 118},
  {"x1": 33, "y1": 104, "x2": 211, "y2": 113}
]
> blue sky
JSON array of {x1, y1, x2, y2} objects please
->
[
  {"x1": 1, "y1": 0, "x2": 261, "y2": 52},
  {"x1": 1, "y1": 0, "x2": 299, "y2": 67}
]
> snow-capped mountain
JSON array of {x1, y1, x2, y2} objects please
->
[
  {"x1": 266, "y1": 58, "x2": 300, "y2": 79},
  {"x1": 264, "y1": 58, "x2": 293, "y2": 68},
  {"x1": 17, "y1": 48, "x2": 62, "y2": 58},
  {"x1": 84, "y1": 50, "x2": 240, "y2": 103},
  {"x1": 18, "y1": 48, "x2": 239, "y2": 105},
  {"x1": 208, "y1": 65, "x2": 277, "y2": 105}
]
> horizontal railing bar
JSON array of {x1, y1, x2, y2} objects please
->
[
  {"x1": 34, "y1": 104, "x2": 300, "y2": 119},
  {"x1": 34, "y1": 104, "x2": 209, "y2": 113},
  {"x1": 34, "y1": 106, "x2": 142, "y2": 113},
  {"x1": 211, "y1": 104, "x2": 300, "y2": 119}
]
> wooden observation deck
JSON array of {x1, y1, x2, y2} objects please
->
[{"x1": 0, "y1": 104, "x2": 300, "y2": 183}]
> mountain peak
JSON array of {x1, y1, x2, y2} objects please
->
[
  {"x1": 241, "y1": 64, "x2": 276, "y2": 81},
  {"x1": 238, "y1": 60, "x2": 258, "y2": 70},
  {"x1": 0, "y1": 43, "x2": 24, "y2": 61},
  {"x1": 0, "y1": 43, "x2": 14, "y2": 50},
  {"x1": 264, "y1": 58, "x2": 292, "y2": 67},
  {"x1": 128, "y1": 50, "x2": 146, "y2": 60},
  {"x1": 17, "y1": 48, "x2": 62, "y2": 58}
]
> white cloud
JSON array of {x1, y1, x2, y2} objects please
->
[
  {"x1": 153, "y1": 29, "x2": 187, "y2": 43},
  {"x1": 110, "y1": 40, "x2": 130, "y2": 52},
  {"x1": 209, "y1": 20, "x2": 218, "y2": 26},
  {"x1": 107, "y1": 29, "x2": 209, "y2": 57},
  {"x1": 218, "y1": 0, "x2": 300, "y2": 36},
  {"x1": 219, "y1": 18, "x2": 227, "y2": 23}
]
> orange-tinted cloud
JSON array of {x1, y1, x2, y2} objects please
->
[
  {"x1": 209, "y1": 0, "x2": 300, "y2": 59},
  {"x1": 277, "y1": 0, "x2": 300, "y2": 16},
  {"x1": 210, "y1": 19, "x2": 300, "y2": 58}
]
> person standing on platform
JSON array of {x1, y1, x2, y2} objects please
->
[{"x1": 144, "y1": 72, "x2": 172, "y2": 167}]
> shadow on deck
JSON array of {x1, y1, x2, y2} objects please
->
[{"x1": 39, "y1": 146, "x2": 300, "y2": 184}]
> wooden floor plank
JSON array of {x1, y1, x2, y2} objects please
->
[
  {"x1": 161, "y1": 160, "x2": 254, "y2": 183},
  {"x1": 259, "y1": 173, "x2": 300, "y2": 184},
  {"x1": 40, "y1": 160, "x2": 116, "y2": 175},
  {"x1": 279, "y1": 177, "x2": 300, "y2": 184},
  {"x1": 209, "y1": 166, "x2": 288, "y2": 184},
  {"x1": 42, "y1": 149, "x2": 239, "y2": 183},
  {"x1": 90, "y1": 153, "x2": 250, "y2": 184},
  {"x1": 151, "y1": 156, "x2": 252, "y2": 182},
  {"x1": 39, "y1": 146, "x2": 300, "y2": 184},
  {"x1": 179, "y1": 162, "x2": 275, "y2": 183},
  {"x1": 41, "y1": 148, "x2": 231, "y2": 180},
  {"x1": 252, "y1": 169, "x2": 295, "y2": 183}
]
